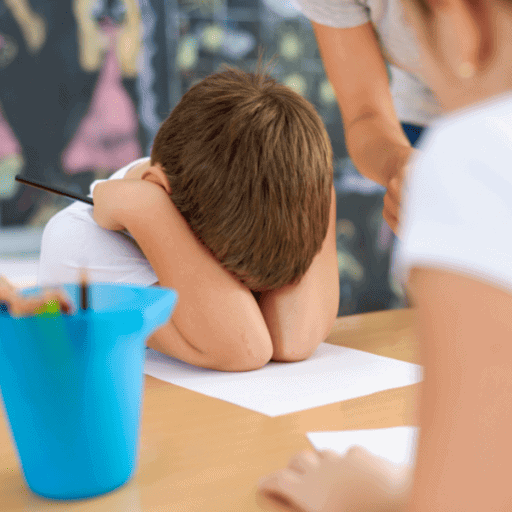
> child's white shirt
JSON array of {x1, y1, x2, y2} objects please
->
[
  {"x1": 38, "y1": 157, "x2": 158, "y2": 286},
  {"x1": 394, "y1": 92, "x2": 512, "y2": 295}
]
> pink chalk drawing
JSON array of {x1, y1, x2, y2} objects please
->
[
  {"x1": 62, "y1": 22, "x2": 141, "y2": 174},
  {"x1": 0, "y1": 108, "x2": 21, "y2": 159}
]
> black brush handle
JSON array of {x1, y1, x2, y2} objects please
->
[
  {"x1": 15, "y1": 176, "x2": 94, "y2": 205},
  {"x1": 79, "y1": 270, "x2": 89, "y2": 311}
]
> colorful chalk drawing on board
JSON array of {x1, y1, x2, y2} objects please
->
[
  {"x1": 0, "y1": 0, "x2": 143, "y2": 227},
  {"x1": 0, "y1": 103, "x2": 22, "y2": 200},
  {"x1": 61, "y1": 18, "x2": 141, "y2": 174},
  {"x1": 62, "y1": 0, "x2": 142, "y2": 175}
]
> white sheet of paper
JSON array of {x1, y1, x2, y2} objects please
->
[
  {"x1": 144, "y1": 342, "x2": 422, "y2": 417},
  {"x1": 307, "y1": 427, "x2": 419, "y2": 467}
]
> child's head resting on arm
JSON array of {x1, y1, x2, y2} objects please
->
[{"x1": 150, "y1": 66, "x2": 333, "y2": 292}]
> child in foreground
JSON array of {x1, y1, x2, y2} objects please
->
[
  {"x1": 38, "y1": 66, "x2": 339, "y2": 372},
  {"x1": 258, "y1": 0, "x2": 512, "y2": 510}
]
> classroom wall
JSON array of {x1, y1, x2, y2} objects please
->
[{"x1": 0, "y1": 0, "x2": 405, "y2": 314}]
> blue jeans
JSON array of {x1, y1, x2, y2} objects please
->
[{"x1": 401, "y1": 123, "x2": 425, "y2": 147}]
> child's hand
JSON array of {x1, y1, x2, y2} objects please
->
[
  {"x1": 92, "y1": 180, "x2": 131, "y2": 231},
  {"x1": 258, "y1": 446, "x2": 411, "y2": 512},
  {"x1": 0, "y1": 276, "x2": 72, "y2": 316},
  {"x1": 92, "y1": 178, "x2": 173, "y2": 233}
]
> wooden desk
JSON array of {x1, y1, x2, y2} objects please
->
[{"x1": 0, "y1": 308, "x2": 420, "y2": 512}]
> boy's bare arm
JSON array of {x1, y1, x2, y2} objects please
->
[
  {"x1": 93, "y1": 179, "x2": 273, "y2": 371},
  {"x1": 257, "y1": 186, "x2": 340, "y2": 362}
]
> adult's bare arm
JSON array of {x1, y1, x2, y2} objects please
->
[{"x1": 311, "y1": 21, "x2": 415, "y2": 232}]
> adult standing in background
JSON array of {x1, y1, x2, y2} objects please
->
[{"x1": 294, "y1": 0, "x2": 441, "y2": 233}]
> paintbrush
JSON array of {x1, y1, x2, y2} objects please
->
[
  {"x1": 15, "y1": 175, "x2": 94, "y2": 205},
  {"x1": 79, "y1": 270, "x2": 89, "y2": 311}
]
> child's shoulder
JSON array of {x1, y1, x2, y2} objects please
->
[
  {"x1": 41, "y1": 202, "x2": 96, "y2": 252},
  {"x1": 89, "y1": 157, "x2": 150, "y2": 195},
  {"x1": 42, "y1": 157, "x2": 150, "y2": 236}
]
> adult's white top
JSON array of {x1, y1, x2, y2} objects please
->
[
  {"x1": 38, "y1": 157, "x2": 158, "y2": 287},
  {"x1": 395, "y1": 92, "x2": 512, "y2": 295},
  {"x1": 295, "y1": 0, "x2": 440, "y2": 126}
]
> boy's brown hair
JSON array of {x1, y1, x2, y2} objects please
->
[{"x1": 150, "y1": 65, "x2": 333, "y2": 291}]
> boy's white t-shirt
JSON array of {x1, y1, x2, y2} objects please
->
[
  {"x1": 294, "y1": 0, "x2": 441, "y2": 126},
  {"x1": 38, "y1": 157, "x2": 158, "y2": 286},
  {"x1": 394, "y1": 93, "x2": 512, "y2": 295}
]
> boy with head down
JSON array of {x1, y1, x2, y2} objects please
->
[{"x1": 39, "y1": 66, "x2": 339, "y2": 371}]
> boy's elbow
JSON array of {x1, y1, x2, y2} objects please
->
[
  {"x1": 210, "y1": 332, "x2": 273, "y2": 372},
  {"x1": 273, "y1": 288, "x2": 339, "y2": 363},
  {"x1": 271, "y1": 332, "x2": 323, "y2": 363},
  {"x1": 272, "y1": 312, "x2": 337, "y2": 363},
  {"x1": 216, "y1": 353, "x2": 271, "y2": 372}
]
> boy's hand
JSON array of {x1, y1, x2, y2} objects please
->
[
  {"x1": 92, "y1": 180, "x2": 134, "y2": 231},
  {"x1": 258, "y1": 446, "x2": 411, "y2": 512}
]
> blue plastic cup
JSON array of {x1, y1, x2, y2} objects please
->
[{"x1": 0, "y1": 283, "x2": 178, "y2": 500}]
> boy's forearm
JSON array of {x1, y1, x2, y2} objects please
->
[
  {"x1": 147, "y1": 318, "x2": 268, "y2": 372},
  {"x1": 258, "y1": 187, "x2": 339, "y2": 362},
  {"x1": 258, "y1": 256, "x2": 339, "y2": 362},
  {"x1": 345, "y1": 113, "x2": 413, "y2": 187},
  {"x1": 164, "y1": 283, "x2": 273, "y2": 372},
  {"x1": 146, "y1": 320, "x2": 210, "y2": 367},
  {"x1": 102, "y1": 180, "x2": 273, "y2": 371}
]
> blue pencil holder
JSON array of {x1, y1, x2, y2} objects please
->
[{"x1": 0, "y1": 283, "x2": 178, "y2": 500}]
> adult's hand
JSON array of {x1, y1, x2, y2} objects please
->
[{"x1": 382, "y1": 150, "x2": 417, "y2": 235}]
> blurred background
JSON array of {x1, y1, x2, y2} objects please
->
[{"x1": 0, "y1": 0, "x2": 406, "y2": 314}]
